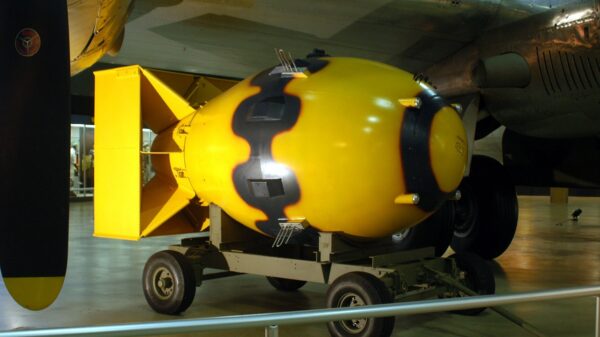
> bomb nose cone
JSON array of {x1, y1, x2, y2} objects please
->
[
  {"x1": 400, "y1": 90, "x2": 467, "y2": 213},
  {"x1": 429, "y1": 106, "x2": 468, "y2": 193}
]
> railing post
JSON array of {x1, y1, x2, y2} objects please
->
[
  {"x1": 265, "y1": 325, "x2": 279, "y2": 337},
  {"x1": 596, "y1": 296, "x2": 600, "y2": 337}
]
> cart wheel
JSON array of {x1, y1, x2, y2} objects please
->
[
  {"x1": 326, "y1": 272, "x2": 395, "y2": 337},
  {"x1": 450, "y1": 252, "x2": 495, "y2": 315},
  {"x1": 143, "y1": 250, "x2": 196, "y2": 315},
  {"x1": 266, "y1": 277, "x2": 307, "y2": 291}
]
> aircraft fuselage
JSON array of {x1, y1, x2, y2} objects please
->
[{"x1": 429, "y1": 1, "x2": 600, "y2": 139}]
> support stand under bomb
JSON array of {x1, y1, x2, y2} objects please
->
[{"x1": 142, "y1": 204, "x2": 541, "y2": 337}]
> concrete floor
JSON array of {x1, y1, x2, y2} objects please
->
[{"x1": 1, "y1": 196, "x2": 599, "y2": 337}]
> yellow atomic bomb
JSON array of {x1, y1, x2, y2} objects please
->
[{"x1": 94, "y1": 57, "x2": 467, "y2": 243}]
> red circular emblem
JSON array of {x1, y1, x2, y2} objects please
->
[{"x1": 15, "y1": 28, "x2": 41, "y2": 57}]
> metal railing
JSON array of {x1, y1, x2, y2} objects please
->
[{"x1": 1, "y1": 285, "x2": 600, "y2": 337}]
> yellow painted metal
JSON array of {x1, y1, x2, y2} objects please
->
[
  {"x1": 276, "y1": 58, "x2": 427, "y2": 237},
  {"x1": 291, "y1": 72, "x2": 308, "y2": 79},
  {"x1": 139, "y1": 176, "x2": 194, "y2": 237},
  {"x1": 398, "y1": 97, "x2": 421, "y2": 108},
  {"x1": 202, "y1": 77, "x2": 238, "y2": 93},
  {"x1": 394, "y1": 194, "x2": 419, "y2": 205},
  {"x1": 96, "y1": 58, "x2": 467, "y2": 241},
  {"x1": 94, "y1": 65, "x2": 204, "y2": 240},
  {"x1": 3, "y1": 276, "x2": 64, "y2": 310},
  {"x1": 200, "y1": 218, "x2": 211, "y2": 231},
  {"x1": 144, "y1": 211, "x2": 200, "y2": 237},
  {"x1": 184, "y1": 58, "x2": 433, "y2": 238},
  {"x1": 146, "y1": 69, "x2": 198, "y2": 97},
  {"x1": 429, "y1": 106, "x2": 468, "y2": 193},
  {"x1": 184, "y1": 80, "x2": 268, "y2": 229},
  {"x1": 141, "y1": 122, "x2": 196, "y2": 237},
  {"x1": 94, "y1": 66, "x2": 142, "y2": 240},
  {"x1": 141, "y1": 68, "x2": 238, "y2": 108},
  {"x1": 185, "y1": 77, "x2": 237, "y2": 108},
  {"x1": 139, "y1": 68, "x2": 195, "y2": 134}
]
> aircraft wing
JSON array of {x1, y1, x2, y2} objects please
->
[{"x1": 103, "y1": 0, "x2": 568, "y2": 78}]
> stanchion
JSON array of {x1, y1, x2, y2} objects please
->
[
  {"x1": 265, "y1": 325, "x2": 279, "y2": 337},
  {"x1": 596, "y1": 296, "x2": 600, "y2": 337}
]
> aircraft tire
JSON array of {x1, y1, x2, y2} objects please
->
[
  {"x1": 266, "y1": 277, "x2": 307, "y2": 291},
  {"x1": 326, "y1": 272, "x2": 395, "y2": 337},
  {"x1": 449, "y1": 252, "x2": 495, "y2": 315},
  {"x1": 143, "y1": 250, "x2": 196, "y2": 315},
  {"x1": 393, "y1": 201, "x2": 455, "y2": 256},
  {"x1": 450, "y1": 178, "x2": 480, "y2": 253},
  {"x1": 451, "y1": 155, "x2": 518, "y2": 259}
]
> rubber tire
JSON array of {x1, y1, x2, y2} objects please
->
[
  {"x1": 450, "y1": 178, "x2": 480, "y2": 253},
  {"x1": 394, "y1": 201, "x2": 455, "y2": 257},
  {"x1": 266, "y1": 277, "x2": 307, "y2": 291},
  {"x1": 450, "y1": 252, "x2": 495, "y2": 315},
  {"x1": 326, "y1": 272, "x2": 395, "y2": 337},
  {"x1": 143, "y1": 250, "x2": 196, "y2": 315},
  {"x1": 451, "y1": 155, "x2": 518, "y2": 259}
]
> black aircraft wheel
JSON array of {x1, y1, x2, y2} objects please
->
[
  {"x1": 266, "y1": 276, "x2": 307, "y2": 291},
  {"x1": 393, "y1": 201, "x2": 455, "y2": 257},
  {"x1": 451, "y1": 155, "x2": 519, "y2": 259},
  {"x1": 143, "y1": 250, "x2": 196, "y2": 315},
  {"x1": 450, "y1": 252, "x2": 495, "y2": 316},
  {"x1": 326, "y1": 272, "x2": 395, "y2": 337},
  {"x1": 451, "y1": 178, "x2": 479, "y2": 252}
]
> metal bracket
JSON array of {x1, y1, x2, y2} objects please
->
[
  {"x1": 425, "y1": 265, "x2": 547, "y2": 337},
  {"x1": 272, "y1": 221, "x2": 307, "y2": 247},
  {"x1": 271, "y1": 48, "x2": 307, "y2": 78}
]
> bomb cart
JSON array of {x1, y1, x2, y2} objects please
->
[{"x1": 142, "y1": 204, "x2": 494, "y2": 337}]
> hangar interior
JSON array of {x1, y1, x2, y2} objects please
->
[
  {"x1": 3, "y1": 1, "x2": 600, "y2": 336},
  {"x1": 2, "y1": 59, "x2": 599, "y2": 337},
  {"x1": 0, "y1": 196, "x2": 599, "y2": 337}
]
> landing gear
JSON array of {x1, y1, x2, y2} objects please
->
[
  {"x1": 142, "y1": 250, "x2": 196, "y2": 315},
  {"x1": 393, "y1": 201, "x2": 455, "y2": 256},
  {"x1": 326, "y1": 272, "x2": 395, "y2": 337},
  {"x1": 451, "y1": 178, "x2": 480, "y2": 253},
  {"x1": 451, "y1": 155, "x2": 518, "y2": 259}
]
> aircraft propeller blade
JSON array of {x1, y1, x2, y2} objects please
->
[{"x1": 0, "y1": 0, "x2": 70, "y2": 310}]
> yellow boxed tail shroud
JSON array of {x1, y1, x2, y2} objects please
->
[{"x1": 93, "y1": 65, "x2": 222, "y2": 240}]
